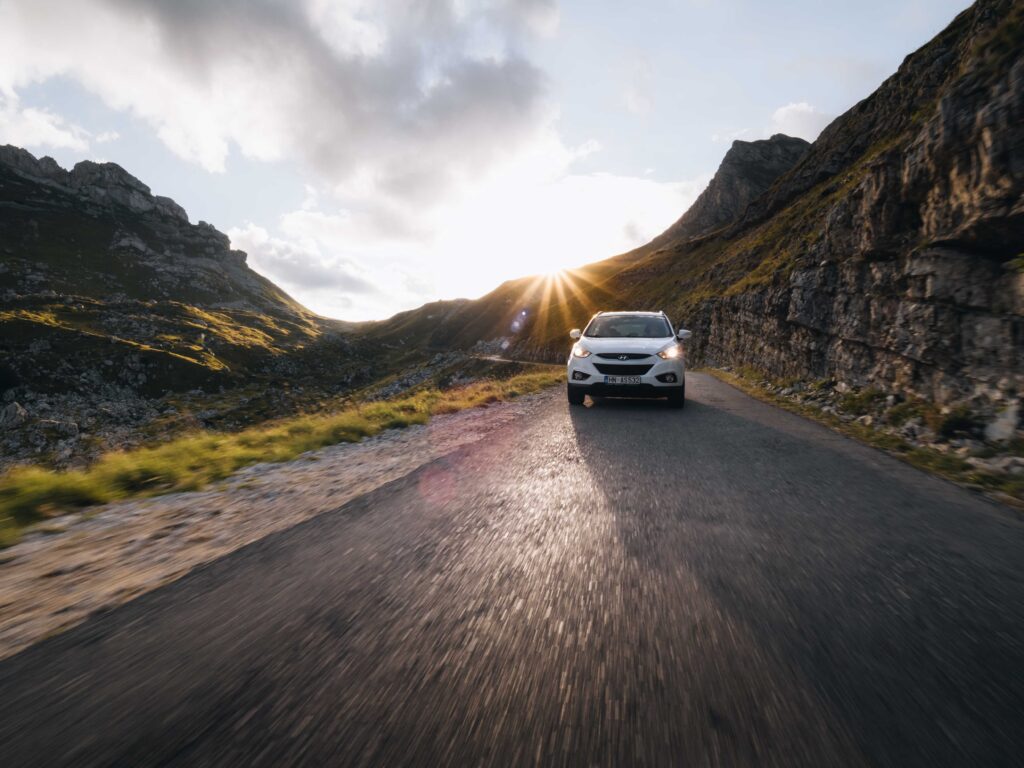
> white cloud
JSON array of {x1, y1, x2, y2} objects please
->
[
  {"x1": 0, "y1": 93, "x2": 89, "y2": 150},
  {"x1": 0, "y1": 0, "x2": 706, "y2": 322},
  {"x1": 0, "y1": 0, "x2": 553, "y2": 194},
  {"x1": 769, "y1": 102, "x2": 834, "y2": 141},
  {"x1": 237, "y1": 159, "x2": 712, "y2": 321},
  {"x1": 226, "y1": 221, "x2": 378, "y2": 305}
]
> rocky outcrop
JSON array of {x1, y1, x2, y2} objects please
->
[
  {"x1": 685, "y1": 1, "x2": 1023, "y2": 415},
  {"x1": 0, "y1": 146, "x2": 189, "y2": 222},
  {"x1": 657, "y1": 134, "x2": 810, "y2": 243},
  {"x1": 0, "y1": 146, "x2": 252, "y2": 283}
]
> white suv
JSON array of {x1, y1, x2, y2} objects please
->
[{"x1": 566, "y1": 311, "x2": 691, "y2": 408}]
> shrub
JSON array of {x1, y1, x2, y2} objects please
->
[
  {"x1": 839, "y1": 388, "x2": 886, "y2": 416},
  {"x1": 926, "y1": 405, "x2": 981, "y2": 439}
]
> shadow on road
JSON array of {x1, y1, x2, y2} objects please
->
[{"x1": 565, "y1": 378, "x2": 1024, "y2": 767}]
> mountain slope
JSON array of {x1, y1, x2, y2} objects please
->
[
  {"x1": 471, "y1": 0, "x2": 1023, "y2": 409},
  {"x1": 0, "y1": 148, "x2": 409, "y2": 470},
  {"x1": 633, "y1": 133, "x2": 810, "y2": 255},
  {"x1": 0, "y1": 146, "x2": 349, "y2": 396}
]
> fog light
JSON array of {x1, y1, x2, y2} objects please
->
[
  {"x1": 656, "y1": 373, "x2": 677, "y2": 383},
  {"x1": 572, "y1": 371, "x2": 590, "y2": 381}
]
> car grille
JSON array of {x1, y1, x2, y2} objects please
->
[
  {"x1": 593, "y1": 363, "x2": 654, "y2": 375},
  {"x1": 595, "y1": 352, "x2": 651, "y2": 360}
]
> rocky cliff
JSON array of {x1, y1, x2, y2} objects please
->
[
  {"x1": 652, "y1": 134, "x2": 810, "y2": 245},
  {"x1": 0, "y1": 145, "x2": 304, "y2": 312},
  {"x1": 479, "y1": 0, "x2": 1022, "y2": 422},
  {"x1": 0, "y1": 145, "x2": 371, "y2": 399},
  {"x1": 681, "y1": 0, "x2": 1023, "y2": 408}
]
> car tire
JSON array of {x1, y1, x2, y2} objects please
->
[
  {"x1": 667, "y1": 384, "x2": 685, "y2": 409},
  {"x1": 567, "y1": 385, "x2": 586, "y2": 406}
]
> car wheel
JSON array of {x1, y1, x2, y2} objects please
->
[
  {"x1": 667, "y1": 384, "x2": 685, "y2": 409},
  {"x1": 567, "y1": 385, "x2": 585, "y2": 406}
]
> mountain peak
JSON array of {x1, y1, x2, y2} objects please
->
[
  {"x1": 655, "y1": 133, "x2": 810, "y2": 247},
  {"x1": 0, "y1": 146, "x2": 194, "y2": 224}
]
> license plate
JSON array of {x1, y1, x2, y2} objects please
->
[{"x1": 603, "y1": 375, "x2": 642, "y2": 385}]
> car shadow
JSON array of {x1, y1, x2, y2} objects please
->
[
  {"x1": 584, "y1": 395, "x2": 680, "y2": 410},
  {"x1": 564, "y1": 382, "x2": 1024, "y2": 766}
]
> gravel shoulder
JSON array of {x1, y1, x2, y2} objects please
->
[{"x1": 0, "y1": 391, "x2": 557, "y2": 660}]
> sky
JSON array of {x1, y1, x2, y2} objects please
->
[{"x1": 0, "y1": 0, "x2": 971, "y2": 321}]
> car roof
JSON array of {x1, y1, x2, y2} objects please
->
[{"x1": 594, "y1": 311, "x2": 666, "y2": 317}]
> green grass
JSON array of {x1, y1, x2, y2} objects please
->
[{"x1": 0, "y1": 370, "x2": 564, "y2": 545}]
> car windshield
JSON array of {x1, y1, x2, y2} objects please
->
[{"x1": 584, "y1": 315, "x2": 672, "y2": 338}]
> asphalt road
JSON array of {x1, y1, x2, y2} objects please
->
[{"x1": 2, "y1": 373, "x2": 1023, "y2": 767}]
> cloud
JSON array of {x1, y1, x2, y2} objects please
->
[
  {"x1": 0, "y1": 0, "x2": 709, "y2": 322},
  {"x1": 769, "y1": 102, "x2": 834, "y2": 141},
  {"x1": 0, "y1": 0, "x2": 552, "y2": 206},
  {"x1": 228, "y1": 223, "x2": 375, "y2": 295},
  {"x1": 622, "y1": 220, "x2": 643, "y2": 244},
  {"x1": 0, "y1": 93, "x2": 90, "y2": 150},
  {"x1": 488, "y1": 0, "x2": 560, "y2": 37}
]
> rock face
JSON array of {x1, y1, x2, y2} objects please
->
[
  {"x1": 0, "y1": 402, "x2": 27, "y2": 429},
  {"x1": 0, "y1": 146, "x2": 269, "y2": 305},
  {"x1": 684, "y1": 0, "x2": 1023, "y2": 409},
  {"x1": 985, "y1": 401, "x2": 1021, "y2": 442},
  {"x1": 656, "y1": 134, "x2": 810, "y2": 243}
]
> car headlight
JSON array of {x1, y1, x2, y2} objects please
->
[
  {"x1": 657, "y1": 343, "x2": 683, "y2": 360},
  {"x1": 572, "y1": 343, "x2": 591, "y2": 358}
]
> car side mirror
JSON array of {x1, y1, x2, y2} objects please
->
[
  {"x1": 677, "y1": 328, "x2": 692, "y2": 341},
  {"x1": 569, "y1": 329, "x2": 581, "y2": 339}
]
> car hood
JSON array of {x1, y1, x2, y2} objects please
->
[{"x1": 576, "y1": 336, "x2": 676, "y2": 355}]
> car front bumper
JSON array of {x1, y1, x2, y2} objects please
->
[{"x1": 566, "y1": 356, "x2": 685, "y2": 397}]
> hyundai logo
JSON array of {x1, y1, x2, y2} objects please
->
[{"x1": 617, "y1": 354, "x2": 629, "y2": 360}]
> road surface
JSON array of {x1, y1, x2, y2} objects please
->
[{"x1": 1, "y1": 373, "x2": 1022, "y2": 767}]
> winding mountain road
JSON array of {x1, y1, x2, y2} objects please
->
[{"x1": 1, "y1": 373, "x2": 1022, "y2": 767}]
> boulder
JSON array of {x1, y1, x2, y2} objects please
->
[
  {"x1": 0, "y1": 402, "x2": 27, "y2": 429},
  {"x1": 984, "y1": 401, "x2": 1020, "y2": 443}
]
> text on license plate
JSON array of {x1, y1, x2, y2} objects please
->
[{"x1": 603, "y1": 375, "x2": 642, "y2": 385}]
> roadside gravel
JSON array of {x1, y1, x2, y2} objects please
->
[{"x1": 0, "y1": 390, "x2": 558, "y2": 659}]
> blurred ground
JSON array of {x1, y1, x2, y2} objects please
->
[
  {"x1": 1, "y1": 373, "x2": 1022, "y2": 766},
  {"x1": 0, "y1": 391, "x2": 550, "y2": 658}
]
